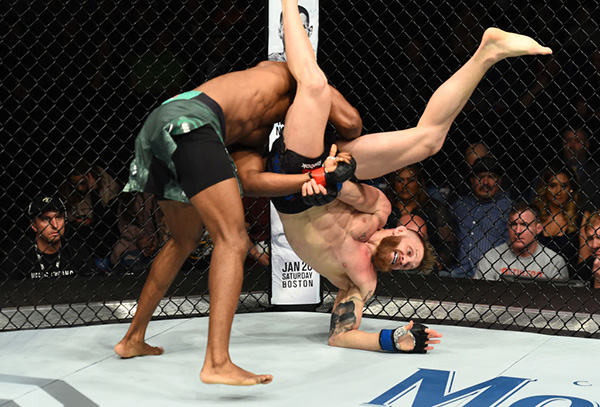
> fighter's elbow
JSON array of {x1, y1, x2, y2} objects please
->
[
  {"x1": 429, "y1": 126, "x2": 450, "y2": 156},
  {"x1": 338, "y1": 109, "x2": 363, "y2": 140},
  {"x1": 416, "y1": 125, "x2": 447, "y2": 159},
  {"x1": 328, "y1": 333, "x2": 344, "y2": 348},
  {"x1": 240, "y1": 179, "x2": 262, "y2": 197},
  {"x1": 242, "y1": 188, "x2": 260, "y2": 197},
  {"x1": 431, "y1": 140, "x2": 445, "y2": 156}
]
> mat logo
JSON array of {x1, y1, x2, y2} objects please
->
[{"x1": 364, "y1": 368, "x2": 598, "y2": 406}]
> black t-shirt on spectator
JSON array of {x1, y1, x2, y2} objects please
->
[{"x1": 2, "y1": 237, "x2": 93, "y2": 279}]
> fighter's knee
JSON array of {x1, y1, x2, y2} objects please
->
[
  {"x1": 213, "y1": 231, "x2": 251, "y2": 254},
  {"x1": 298, "y1": 66, "x2": 329, "y2": 97}
]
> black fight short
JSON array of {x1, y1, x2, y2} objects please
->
[
  {"x1": 144, "y1": 125, "x2": 236, "y2": 201},
  {"x1": 267, "y1": 136, "x2": 330, "y2": 214}
]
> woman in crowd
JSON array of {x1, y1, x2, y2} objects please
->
[
  {"x1": 532, "y1": 163, "x2": 583, "y2": 277},
  {"x1": 385, "y1": 164, "x2": 458, "y2": 272}
]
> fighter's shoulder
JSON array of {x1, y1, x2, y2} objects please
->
[
  {"x1": 250, "y1": 61, "x2": 292, "y2": 80},
  {"x1": 253, "y1": 60, "x2": 288, "y2": 71}
]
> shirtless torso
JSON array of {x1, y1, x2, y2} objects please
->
[
  {"x1": 195, "y1": 61, "x2": 295, "y2": 148},
  {"x1": 279, "y1": 181, "x2": 393, "y2": 302}
]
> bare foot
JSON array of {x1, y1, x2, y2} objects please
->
[
  {"x1": 114, "y1": 338, "x2": 164, "y2": 359},
  {"x1": 200, "y1": 361, "x2": 273, "y2": 386},
  {"x1": 479, "y1": 27, "x2": 552, "y2": 63}
]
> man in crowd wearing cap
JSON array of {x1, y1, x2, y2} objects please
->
[
  {"x1": 1, "y1": 196, "x2": 93, "y2": 280},
  {"x1": 451, "y1": 156, "x2": 513, "y2": 278}
]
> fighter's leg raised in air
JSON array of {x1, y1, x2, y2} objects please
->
[
  {"x1": 114, "y1": 201, "x2": 206, "y2": 358},
  {"x1": 281, "y1": 0, "x2": 331, "y2": 157},
  {"x1": 338, "y1": 28, "x2": 552, "y2": 180},
  {"x1": 194, "y1": 179, "x2": 273, "y2": 386}
]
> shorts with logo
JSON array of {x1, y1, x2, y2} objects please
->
[
  {"x1": 266, "y1": 136, "x2": 331, "y2": 214},
  {"x1": 124, "y1": 91, "x2": 240, "y2": 203}
]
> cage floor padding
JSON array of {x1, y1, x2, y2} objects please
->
[{"x1": 0, "y1": 312, "x2": 598, "y2": 406}]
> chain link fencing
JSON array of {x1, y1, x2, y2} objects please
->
[{"x1": 1, "y1": 1, "x2": 599, "y2": 337}]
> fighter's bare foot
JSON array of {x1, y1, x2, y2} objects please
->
[
  {"x1": 200, "y1": 362, "x2": 273, "y2": 386},
  {"x1": 114, "y1": 339, "x2": 164, "y2": 359},
  {"x1": 479, "y1": 27, "x2": 552, "y2": 63}
]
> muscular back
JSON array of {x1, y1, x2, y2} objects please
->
[
  {"x1": 195, "y1": 61, "x2": 295, "y2": 148},
  {"x1": 278, "y1": 201, "x2": 379, "y2": 295}
]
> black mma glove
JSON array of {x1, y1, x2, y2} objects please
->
[
  {"x1": 303, "y1": 157, "x2": 356, "y2": 207},
  {"x1": 379, "y1": 323, "x2": 429, "y2": 354}
]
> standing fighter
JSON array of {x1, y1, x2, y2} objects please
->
[
  {"x1": 114, "y1": 55, "x2": 361, "y2": 386},
  {"x1": 240, "y1": 0, "x2": 552, "y2": 352}
]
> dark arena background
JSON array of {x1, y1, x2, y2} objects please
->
[{"x1": 1, "y1": 1, "x2": 599, "y2": 337}]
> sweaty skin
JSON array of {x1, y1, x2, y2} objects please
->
[{"x1": 196, "y1": 62, "x2": 295, "y2": 149}]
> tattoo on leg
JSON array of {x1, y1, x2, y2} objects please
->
[{"x1": 329, "y1": 298, "x2": 358, "y2": 337}]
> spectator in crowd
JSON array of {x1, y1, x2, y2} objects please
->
[
  {"x1": 579, "y1": 208, "x2": 599, "y2": 263},
  {"x1": 560, "y1": 127, "x2": 600, "y2": 209},
  {"x1": 110, "y1": 192, "x2": 165, "y2": 275},
  {"x1": 429, "y1": 141, "x2": 490, "y2": 204},
  {"x1": 532, "y1": 163, "x2": 582, "y2": 277},
  {"x1": 243, "y1": 196, "x2": 270, "y2": 267},
  {"x1": 1, "y1": 196, "x2": 93, "y2": 279},
  {"x1": 475, "y1": 201, "x2": 568, "y2": 281},
  {"x1": 452, "y1": 156, "x2": 512, "y2": 278},
  {"x1": 397, "y1": 213, "x2": 428, "y2": 238},
  {"x1": 465, "y1": 142, "x2": 490, "y2": 168},
  {"x1": 574, "y1": 211, "x2": 600, "y2": 288},
  {"x1": 385, "y1": 164, "x2": 457, "y2": 272},
  {"x1": 60, "y1": 160, "x2": 121, "y2": 271}
]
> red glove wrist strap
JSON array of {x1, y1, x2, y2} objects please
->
[{"x1": 309, "y1": 167, "x2": 326, "y2": 186}]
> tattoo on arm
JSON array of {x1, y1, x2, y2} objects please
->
[{"x1": 329, "y1": 296, "x2": 360, "y2": 337}]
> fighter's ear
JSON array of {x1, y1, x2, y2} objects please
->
[{"x1": 392, "y1": 226, "x2": 407, "y2": 236}]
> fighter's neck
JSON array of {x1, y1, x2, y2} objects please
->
[{"x1": 366, "y1": 229, "x2": 395, "y2": 254}]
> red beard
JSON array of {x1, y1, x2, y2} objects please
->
[{"x1": 373, "y1": 235, "x2": 403, "y2": 272}]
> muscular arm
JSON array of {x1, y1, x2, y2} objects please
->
[
  {"x1": 336, "y1": 182, "x2": 391, "y2": 229},
  {"x1": 232, "y1": 149, "x2": 311, "y2": 197},
  {"x1": 329, "y1": 285, "x2": 443, "y2": 352},
  {"x1": 328, "y1": 86, "x2": 362, "y2": 140},
  {"x1": 328, "y1": 286, "x2": 382, "y2": 351}
]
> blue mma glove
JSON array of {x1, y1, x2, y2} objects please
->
[{"x1": 379, "y1": 323, "x2": 429, "y2": 354}]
